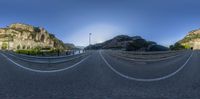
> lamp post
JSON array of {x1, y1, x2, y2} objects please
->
[
  {"x1": 89, "y1": 33, "x2": 92, "y2": 50},
  {"x1": 89, "y1": 33, "x2": 92, "y2": 46},
  {"x1": 7, "y1": 34, "x2": 9, "y2": 50}
]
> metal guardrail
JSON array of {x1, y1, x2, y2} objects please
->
[
  {"x1": 107, "y1": 51, "x2": 183, "y2": 62},
  {"x1": 8, "y1": 51, "x2": 85, "y2": 59},
  {"x1": 3, "y1": 52, "x2": 88, "y2": 64},
  {"x1": 115, "y1": 50, "x2": 186, "y2": 55},
  {"x1": 105, "y1": 50, "x2": 188, "y2": 62}
]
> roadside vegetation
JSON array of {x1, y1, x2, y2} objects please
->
[
  {"x1": 1, "y1": 42, "x2": 8, "y2": 50},
  {"x1": 15, "y1": 46, "x2": 64, "y2": 56},
  {"x1": 169, "y1": 43, "x2": 190, "y2": 50},
  {"x1": 180, "y1": 34, "x2": 200, "y2": 43}
]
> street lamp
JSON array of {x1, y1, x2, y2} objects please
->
[
  {"x1": 89, "y1": 33, "x2": 92, "y2": 46},
  {"x1": 7, "y1": 34, "x2": 10, "y2": 50},
  {"x1": 88, "y1": 33, "x2": 92, "y2": 50}
]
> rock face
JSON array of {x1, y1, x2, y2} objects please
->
[
  {"x1": 0, "y1": 23, "x2": 65, "y2": 50},
  {"x1": 86, "y1": 35, "x2": 168, "y2": 51},
  {"x1": 178, "y1": 29, "x2": 200, "y2": 49}
]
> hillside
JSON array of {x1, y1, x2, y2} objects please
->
[
  {"x1": 85, "y1": 35, "x2": 169, "y2": 51},
  {"x1": 177, "y1": 29, "x2": 200, "y2": 49},
  {"x1": 0, "y1": 23, "x2": 66, "y2": 50}
]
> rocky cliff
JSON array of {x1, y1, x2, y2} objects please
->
[
  {"x1": 177, "y1": 29, "x2": 200, "y2": 49},
  {"x1": 0, "y1": 23, "x2": 66, "y2": 50}
]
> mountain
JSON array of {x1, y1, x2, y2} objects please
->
[
  {"x1": 75, "y1": 46, "x2": 85, "y2": 50},
  {"x1": 64, "y1": 43, "x2": 76, "y2": 50},
  {"x1": 85, "y1": 35, "x2": 169, "y2": 51},
  {"x1": 177, "y1": 29, "x2": 200, "y2": 49},
  {"x1": 64, "y1": 43, "x2": 85, "y2": 50},
  {"x1": 0, "y1": 23, "x2": 66, "y2": 50}
]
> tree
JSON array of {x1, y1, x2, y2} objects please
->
[
  {"x1": 23, "y1": 45, "x2": 26, "y2": 49},
  {"x1": 17, "y1": 45, "x2": 20, "y2": 49},
  {"x1": 27, "y1": 46, "x2": 30, "y2": 49},
  {"x1": 183, "y1": 44, "x2": 190, "y2": 49},
  {"x1": 170, "y1": 43, "x2": 185, "y2": 50},
  {"x1": 1, "y1": 42, "x2": 8, "y2": 50},
  {"x1": 34, "y1": 27, "x2": 41, "y2": 32}
]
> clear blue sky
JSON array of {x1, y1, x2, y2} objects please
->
[{"x1": 1, "y1": 0, "x2": 200, "y2": 46}]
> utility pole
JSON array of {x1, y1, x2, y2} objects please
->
[
  {"x1": 7, "y1": 35, "x2": 9, "y2": 50},
  {"x1": 88, "y1": 33, "x2": 92, "y2": 50},
  {"x1": 89, "y1": 33, "x2": 92, "y2": 46}
]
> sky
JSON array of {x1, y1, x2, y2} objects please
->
[{"x1": 1, "y1": 0, "x2": 200, "y2": 46}]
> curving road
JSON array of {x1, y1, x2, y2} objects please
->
[{"x1": 0, "y1": 50, "x2": 200, "y2": 99}]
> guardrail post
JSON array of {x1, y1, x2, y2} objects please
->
[
  {"x1": 48, "y1": 58, "x2": 51, "y2": 67},
  {"x1": 57, "y1": 50, "x2": 60, "y2": 56}
]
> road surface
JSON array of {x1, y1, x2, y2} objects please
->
[{"x1": 0, "y1": 50, "x2": 200, "y2": 99}]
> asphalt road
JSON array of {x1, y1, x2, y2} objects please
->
[{"x1": 0, "y1": 50, "x2": 200, "y2": 99}]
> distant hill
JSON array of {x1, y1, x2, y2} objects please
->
[
  {"x1": 75, "y1": 46, "x2": 85, "y2": 50},
  {"x1": 64, "y1": 43, "x2": 85, "y2": 50},
  {"x1": 0, "y1": 23, "x2": 66, "y2": 50},
  {"x1": 64, "y1": 43, "x2": 75, "y2": 50},
  {"x1": 85, "y1": 35, "x2": 168, "y2": 51}
]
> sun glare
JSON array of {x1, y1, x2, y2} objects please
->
[{"x1": 70, "y1": 23, "x2": 123, "y2": 46}]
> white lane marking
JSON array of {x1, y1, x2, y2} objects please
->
[
  {"x1": 0, "y1": 53, "x2": 90, "y2": 73},
  {"x1": 100, "y1": 50, "x2": 193, "y2": 82}
]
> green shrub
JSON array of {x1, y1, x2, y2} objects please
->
[
  {"x1": 170, "y1": 43, "x2": 186, "y2": 50},
  {"x1": 15, "y1": 47, "x2": 64, "y2": 56},
  {"x1": 22, "y1": 45, "x2": 26, "y2": 49},
  {"x1": 15, "y1": 49, "x2": 42, "y2": 56},
  {"x1": 183, "y1": 44, "x2": 190, "y2": 49},
  {"x1": 27, "y1": 46, "x2": 30, "y2": 49},
  {"x1": 33, "y1": 27, "x2": 41, "y2": 32},
  {"x1": 1, "y1": 42, "x2": 8, "y2": 50},
  {"x1": 17, "y1": 45, "x2": 20, "y2": 49}
]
